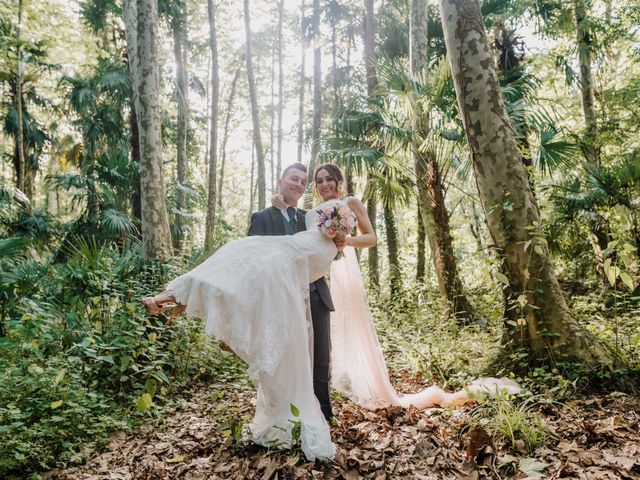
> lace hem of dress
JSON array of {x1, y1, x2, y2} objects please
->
[{"x1": 245, "y1": 419, "x2": 335, "y2": 461}]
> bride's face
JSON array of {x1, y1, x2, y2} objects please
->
[{"x1": 315, "y1": 169, "x2": 340, "y2": 201}]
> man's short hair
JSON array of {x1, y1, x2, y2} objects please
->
[{"x1": 281, "y1": 162, "x2": 307, "y2": 179}]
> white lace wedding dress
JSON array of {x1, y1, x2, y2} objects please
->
[{"x1": 167, "y1": 199, "x2": 343, "y2": 461}]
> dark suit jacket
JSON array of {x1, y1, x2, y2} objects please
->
[{"x1": 248, "y1": 206, "x2": 334, "y2": 311}]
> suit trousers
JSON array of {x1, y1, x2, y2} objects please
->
[{"x1": 310, "y1": 289, "x2": 333, "y2": 420}]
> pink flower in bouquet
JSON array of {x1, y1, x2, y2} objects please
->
[{"x1": 316, "y1": 204, "x2": 357, "y2": 240}]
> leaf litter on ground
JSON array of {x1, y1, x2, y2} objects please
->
[{"x1": 45, "y1": 377, "x2": 640, "y2": 480}]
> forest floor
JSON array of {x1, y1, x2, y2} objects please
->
[{"x1": 47, "y1": 373, "x2": 640, "y2": 480}]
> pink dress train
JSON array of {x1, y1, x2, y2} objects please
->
[{"x1": 330, "y1": 247, "x2": 520, "y2": 409}]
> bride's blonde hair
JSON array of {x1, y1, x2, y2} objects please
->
[{"x1": 313, "y1": 163, "x2": 346, "y2": 198}]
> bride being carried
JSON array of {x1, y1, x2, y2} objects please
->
[{"x1": 142, "y1": 163, "x2": 519, "y2": 461}]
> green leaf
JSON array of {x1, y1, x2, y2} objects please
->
[
  {"x1": 53, "y1": 368, "x2": 66, "y2": 386},
  {"x1": 150, "y1": 370, "x2": 169, "y2": 384},
  {"x1": 495, "y1": 272, "x2": 509, "y2": 285},
  {"x1": 619, "y1": 272, "x2": 635, "y2": 291},
  {"x1": 145, "y1": 378, "x2": 157, "y2": 396},
  {"x1": 148, "y1": 332, "x2": 157, "y2": 344},
  {"x1": 119, "y1": 355, "x2": 132, "y2": 372},
  {"x1": 290, "y1": 403, "x2": 300, "y2": 417},
  {"x1": 50, "y1": 400, "x2": 63, "y2": 409},
  {"x1": 606, "y1": 265, "x2": 620, "y2": 287},
  {"x1": 519, "y1": 458, "x2": 547, "y2": 479},
  {"x1": 98, "y1": 355, "x2": 115, "y2": 365},
  {"x1": 136, "y1": 393, "x2": 153, "y2": 412}
]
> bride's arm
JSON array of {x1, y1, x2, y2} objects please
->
[{"x1": 345, "y1": 197, "x2": 377, "y2": 249}]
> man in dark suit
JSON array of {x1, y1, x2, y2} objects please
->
[{"x1": 248, "y1": 162, "x2": 335, "y2": 421}]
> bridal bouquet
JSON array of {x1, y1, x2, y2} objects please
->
[{"x1": 316, "y1": 204, "x2": 357, "y2": 241}]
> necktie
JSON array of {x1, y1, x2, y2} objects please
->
[{"x1": 287, "y1": 207, "x2": 297, "y2": 232}]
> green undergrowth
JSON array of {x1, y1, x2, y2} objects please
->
[
  {"x1": 371, "y1": 281, "x2": 639, "y2": 397},
  {"x1": 0, "y1": 240, "x2": 247, "y2": 477}
]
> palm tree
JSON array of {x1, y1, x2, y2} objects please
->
[
  {"x1": 547, "y1": 155, "x2": 640, "y2": 257},
  {"x1": 0, "y1": 17, "x2": 54, "y2": 201},
  {"x1": 49, "y1": 58, "x2": 138, "y2": 245},
  {"x1": 324, "y1": 107, "x2": 414, "y2": 295}
]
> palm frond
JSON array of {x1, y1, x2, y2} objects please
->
[
  {"x1": 45, "y1": 173, "x2": 89, "y2": 192},
  {"x1": 535, "y1": 125, "x2": 579, "y2": 176},
  {"x1": 0, "y1": 236, "x2": 29, "y2": 261},
  {"x1": 99, "y1": 209, "x2": 139, "y2": 237}
]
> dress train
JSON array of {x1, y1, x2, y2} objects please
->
[{"x1": 330, "y1": 247, "x2": 520, "y2": 410}]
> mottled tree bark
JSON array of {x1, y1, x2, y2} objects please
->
[
  {"x1": 205, "y1": 0, "x2": 220, "y2": 249},
  {"x1": 171, "y1": 12, "x2": 189, "y2": 251},
  {"x1": 411, "y1": 0, "x2": 474, "y2": 320},
  {"x1": 439, "y1": 0, "x2": 614, "y2": 365},
  {"x1": 123, "y1": 0, "x2": 173, "y2": 260},
  {"x1": 244, "y1": 0, "x2": 265, "y2": 210},
  {"x1": 363, "y1": 0, "x2": 379, "y2": 288}
]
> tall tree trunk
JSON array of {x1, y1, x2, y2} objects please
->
[
  {"x1": 416, "y1": 204, "x2": 426, "y2": 281},
  {"x1": 205, "y1": 0, "x2": 220, "y2": 249},
  {"x1": 383, "y1": 205, "x2": 402, "y2": 297},
  {"x1": 269, "y1": 33, "x2": 276, "y2": 190},
  {"x1": 129, "y1": 105, "x2": 142, "y2": 225},
  {"x1": 244, "y1": 0, "x2": 265, "y2": 210},
  {"x1": 309, "y1": 0, "x2": 322, "y2": 183},
  {"x1": 363, "y1": 0, "x2": 379, "y2": 288},
  {"x1": 574, "y1": 0, "x2": 600, "y2": 169},
  {"x1": 439, "y1": 0, "x2": 614, "y2": 366},
  {"x1": 345, "y1": 34, "x2": 355, "y2": 197},
  {"x1": 123, "y1": 0, "x2": 172, "y2": 260},
  {"x1": 297, "y1": 0, "x2": 306, "y2": 164},
  {"x1": 15, "y1": 0, "x2": 26, "y2": 198},
  {"x1": 248, "y1": 142, "x2": 256, "y2": 227},
  {"x1": 171, "y1": 13, "x2": 189, "y2": 251},
  {"x1": 411, "y1": 0, "x2": 475, "y2": 321},
  {"x1": 574, "y1": 0, "x2": 612, "y2": 284},
  {"x1": 218, "y1": 66, "x2": 240, "y2": 209},
  {"x1": 331, "y1": 19, "x2": 339, "y2": 117},
  {"x1": 276, "y1": 0, "x2": 284, "y2": 180}
]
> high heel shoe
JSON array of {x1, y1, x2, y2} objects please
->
[{"x1": 142, "y1": 297, "x2": 186, "y2": 325}]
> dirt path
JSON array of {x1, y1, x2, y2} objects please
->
[{"x1": 47, "y1": 380, "x2": 640, "y2": 479}]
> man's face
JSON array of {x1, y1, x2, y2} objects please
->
[{"x1": 278, "y1": 168, "x2": 307, "y2": 205}]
